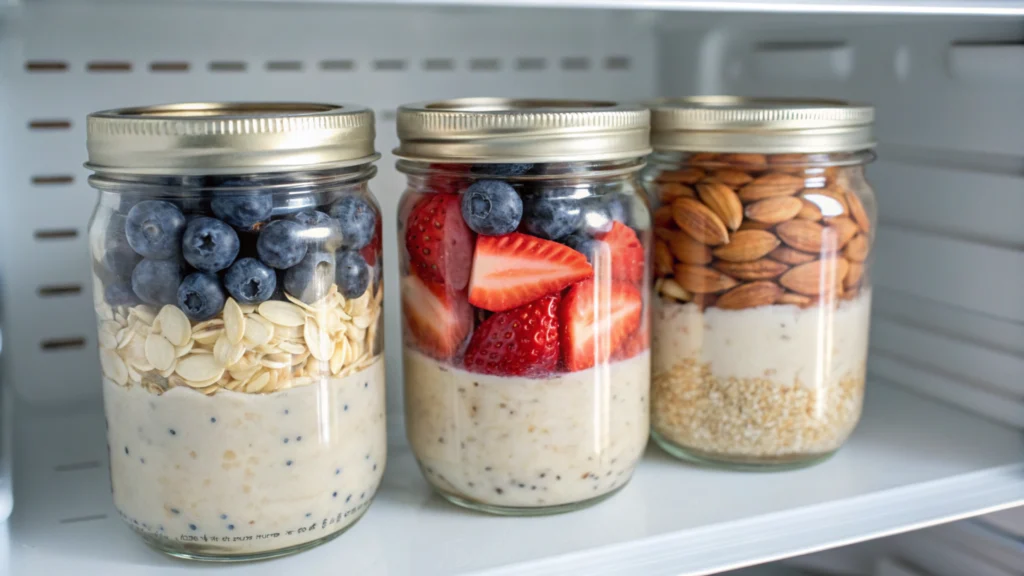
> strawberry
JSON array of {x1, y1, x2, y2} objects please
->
[
  {"x1": 463, "y1": 294, "x2": 560, "y2": 377},
  {"x1": 360, "y1": 215, "x2": 383, "y2": 267},
  {"x1": 560, "y1": 280, "x2": 643, "y2": 372},
  {"x1": 593, "y1": 222, "x2": 645, "y2": 285},
  {"x1": 468, "y1": 232, "x2": 593, "y2": 312},
  {"x1": 612, "y1": 322, "x2": 649, "y2": 362},
  {"x1": 405, "y1": 193, "x2": 475, "y2": 290},
  {"x1": 401, "y1": 274, "x2": 473, "y2": 360}
]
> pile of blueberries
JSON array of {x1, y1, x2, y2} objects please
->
[
  {"x1": 460, "y1": 163, "x2": 636, "y2": 253},
  {"x1": 98, "y1": 189, "x2": 378, "y2": 321}
]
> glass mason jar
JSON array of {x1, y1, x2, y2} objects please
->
[
  {"x1": 394, "y1": 99, "x2": 652, "y2": 515},
  {"x1": 644, "y1": 97, "x2": 877, "y2": 469},
  {"x1": 85, "y1": 103, "x2": 386, "y2": 560}
]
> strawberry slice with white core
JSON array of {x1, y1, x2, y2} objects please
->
[
  {"x1": 401, "y1": 274, "x2": 473, "y2": 360},
  {"x1": 560, "y1": 279, "x2": 643, "y2": 372},
  {"x1": 468, "y1": 232, "x2": 593, "y2": 313}
]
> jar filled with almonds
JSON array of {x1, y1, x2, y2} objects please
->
[
  {"x1": 85, "y1": 103, "x2": 385, "y2": 560},
  {"x1": 644, "y1": 97, "x2": 876, "y2": 469}
]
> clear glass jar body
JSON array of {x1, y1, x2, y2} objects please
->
[
  {"x1": 397, "y1": 160, "x2": 652, "y2": 515},
  {"x1": 88, "y1": 166, "x2": 386, "y2": 560},
  {"x1": 643, "y1": 151, "x2": 877, "y2": 469}
]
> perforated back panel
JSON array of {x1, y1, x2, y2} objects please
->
[
  {"x1": 658, "y1": 14, "x2": 1024, "y2": 427},
  {"x1": 0, "y1": 1, "x2": 656, "y2": 414}
]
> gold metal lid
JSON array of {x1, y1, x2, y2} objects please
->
[
  {"x1": 86, "y1": 102, "x2": 378, "y2": 175},
  {"x1": 394, "y1": 98, "x2": 651, "y2": 163},
  {"x1": 650, "y1": 96, "x2": 875, "y2": 154}
]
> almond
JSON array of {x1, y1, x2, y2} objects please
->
[
  {"x1": 659, "y1": 183, "x2": 696, "y2": 203},
  {"x1": 827, "y1": 216, "x2": 860, "y2": 248},
  {"x1": 768, "y1": 153, "x2": 810, "y2": 175},
  {"x1": 689, "y1": 152, "x2": 719, "y2": 164},
  {"x1": 716, "y1": 281, "x2": 782, "y2": 310},
  {"x1": 709, "y1": 169, "x2": 753, "y2": 187},
  {"x1": 738, "y1": 219, "x2": 774, "y2": 231},
  {"x1": 802, "y1": 191, "x2": 847, "y2": 218},
  {"x1": 738, "y1": 173, "x2": 804, "y2": 202},
  {"x1": 712, "y1": 229, "x2": 780, "y2": 262},
  {"x1": 697, "y1": 180, "x2": 743, "y2": 231},
  {"x1": 845, "y1": 262, "x2": 865, "y2": 289},
  {"x1": 721, "y1": 153, "x2": 768, "y2": 169},
  {"x1": 778, "y1": 291, "x2": 814, "y2": 307},
  {"x1": 844, "y1": 233, "x2": 870, "y2": 262},
  {"x1": 654, "y1": 227, "x2": 675, "y2": 242},
  {"x1": 776, "y1": 220, "x2": 826, "y2": 253},
  {"x1": 674, "y1": 264, "x2": 739, "y2": 294},
  {"x1": 820, "y1": 187, "x2": 851, "y2": 214},
  {"x1": 667, "y1": 229, "x2": 713, "y2": 264},
  {"x1": 658, "y1": 168, "x2": 705, "y2": 185},
  {"x1": 672, "y1": 197, "x2": 730, "y2": 246},
  {"x1": 712, "y1": 258, "x2": 789, "y2": 281},
  {"x1": 654, "y1": 205, "x2": 675, "y2": 228},
  {"x1": 779, "y1": 258, "x2": 850, "y2": 296},
  {"x1": 654, "y1": 240, "x2": 674, "y2": 276},
  {"x1": 658, "y1": 277, "x2": 693, "y2": 302},
  {"x1": 744, "y1": 196, "x2": 803, "y2": 224},
  {"x1": 797, "y1": 197, "x2": 823, "y2": 221},
  {"x1": 846, "y1": 189, "x2": 872, "y2": 233},
  {"x1": 769, "y1": 245, "x2": 817, "y2": 265}
]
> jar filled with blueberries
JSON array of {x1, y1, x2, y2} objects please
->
[
  {"x1": 395, "y1": 99, "x2": 652, "y2": 515},
  {"x1": 86, "y1": 103, "x2": 386, "y2": 561}
]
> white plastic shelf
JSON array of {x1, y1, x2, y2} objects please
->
[{"x1": 7, "y1": 381, "x2": 1024, "y2": 576}]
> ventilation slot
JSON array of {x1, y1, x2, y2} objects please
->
[
  {"x1": 41, "y1": 337, "x2": 87, "y2": 351},
  {"x1": 29, "y1": 120, "x2": 72, "y2": 131},
  {"x1": 373, "y1": 59, "x2": 407, "y2": 71},
  {"x1": 150, "y1": 61, "x2": 189, "y2": 72},
  {"x1": 469, "y1": 58, "x2": 500, "y2": 71},
  {"x1": 320, "y1": 59, "x2": 355, "y2": 71},
  {"x1": 423, "y1": 58, "x2": 455, "y2": 71},
  {"x1": 38, "y1": 284, "x2": 83, "y2": 297},
  {"x1": 59, "y1": 514, "x2": 107, "y2": 524},
  {"x1": 266, "y1": 60, "x2": 303, "y2": 72},
  {"x1": 379, "y1": 110, "x2": 397, "y2": 122},
  {"x1": 605, "y1": 56, "x2": 631, "y2": 70},
  {"x1": 209, "y1": 61, "x2": 247, "y2": 72},
  {"x1": 516, "y1": 58, "x2": 547, "y2": 71},
  {"x1": 32, "y1": 175, "x2": 74, "y2": 185},
  {"x1": 34, "y1": 229, "x2": 79, "y2": 240},
  {"x1": 561, "y1": 57, "x2": 591, "y2": 71},
  {"x1": 25, "y1": 61, "x2": 68, "y2": 72},
  {"x1": 87, "y1": 61, "x2": 132, "y2": 72},
  {"x1": 55, "y1": 461, "x2": 102, "y2": 472}
]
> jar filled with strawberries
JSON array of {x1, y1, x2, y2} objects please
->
[
  {"x1": 644, "y1": 97, "x2": 877, "y2": 469},
  {"x1": 394, "y1": 99, "x2": 652, "y2": 514}
]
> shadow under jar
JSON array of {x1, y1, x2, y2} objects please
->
[
  {"x1": 85, "y1": 103, "x2": 386, "y2": 561},
  {"x1": 644, "y1": 97, "x2": 878, "y2": 470},
  {"x1": 394, "y1": 99, "x2": 653, "y2": 515}
]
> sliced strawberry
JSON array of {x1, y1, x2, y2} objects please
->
[
  {"x1": 405, "y1": 193, "x2": 475, "y2": 290},
  {"x1": 612, "y1": 323, "x2": 649, "y2": 362},
  {"x1": 360, "y1": 216, "x2": 383, "y2": 267},
  {"x1": 560, "y1": 280, "x2": 643, "y2": 372},
  {"x1": 401, "y1": 274, "x2": 473, "y2": 360},
  {"x1": 468, "y1": 233, "x2": 593, "y2": 312},
  {"x1": 463, "y1": 294, "x2": 561, "y2": 377},
  {"x1": 594, "y1": 222, "x2": 645, "y2": 285}
]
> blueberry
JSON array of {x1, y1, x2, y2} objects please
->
[
  {"x1": 104, "y1": 282, "x2": 141, "y2": 306},
  {"x1": 131, "y1": 259, "x2": 183, "y2": 306},
  {"x1": 272, "y1": 194, "x2": 319, "y2": 218},
  {"x1": 335, "y1": 250, "x2": 370, "y2": 299},
  {"x1": 471, "y1": 163, "x2": 534, "y2": 177},
  {"x1": 283, "y1": 251, "x2": 335, "y2": 304},
  {"x1": 257, "y1": 220, "x2": 307, "y2": 269},
  {"x1": 211, "y1": 194, "x2": 273, "y2": 230},
  {"x1": 562, "y1": 233, "x2": 600, "y2": 263},
  {"x1": 224, "y1": 258, "x2": 277, "y2": 304},
  {"x1": 519, "y1": 188, "x2": 583, "y2": 240},
  {"x1": 329, "y1": 196, "x2": 376, "y2": 250},
  {"x1": 578, "y1": 197, "x2": 614, "y2": 236},
  {"x1": 125, "y1": 200, "x2": 186, "y2": 259},
  {"x1": 603, "y1": 192, "x2": 632, "y2": 226},
  {"x1": 100, "y1": 213, "x2": 141, "y2": 281},
  {"x1": 290, "y1": 210, "x2": 342, "y2": 251},
  {"x1": 177, "y1": 273, "x2": 226, "y2": 321},
  {"x1": 461, "y1": 180, "x2": 522, "y2": 236},
  {"x1": 182, "y1": 217, "x2": 240, "y2": 273}
]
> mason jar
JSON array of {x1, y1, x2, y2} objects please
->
[
  {"x1": 394, "y1": 99, "x2": 652, "y2": 515},
  {"x1": 86, "y1": 103, "x2": 386, "y2": 560},
  {"x1": 644, "y1": 97, "x2": 877, "y2": 469}
]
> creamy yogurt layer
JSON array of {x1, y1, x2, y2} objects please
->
[
  {"x1": 404, "y1": 349, "x2": 650, "y2": 508},
  {"x1": 105, "y1": 359, "x2": 385, "y2": 555}
]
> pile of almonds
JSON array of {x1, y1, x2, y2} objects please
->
[
  {"x1": 651, "y1": 153, "x2": 872, "y2": 310},
  {"x1": 95, "y1": 280, "x2": 383, "y2": 395}
]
